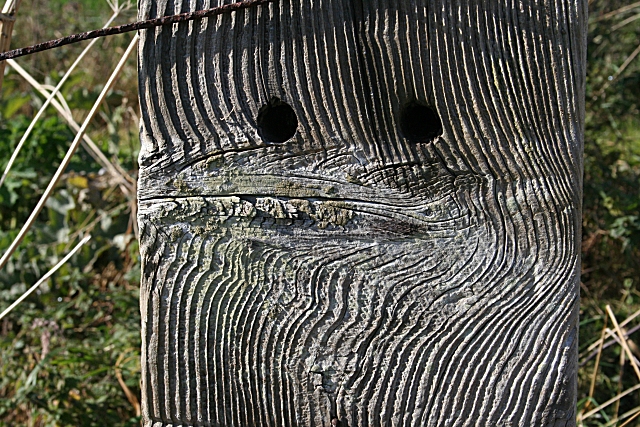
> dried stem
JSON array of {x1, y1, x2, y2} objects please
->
[
  {"x1": 592, "y1": 1, "x2": 640, "y2": 22},
  {"x1": 595, "y1": 42, "x2": 640, "y2": 97},
  {"x1": 586, "y1": 308, "x2": 640, "y2": 353},
  {"x1": 614, "y1": 347, "x2": 625, "y2": 422},
  {"x1": 0, "y1": 9, "x2": 123, "y2": 189},
  {"x1": 580, "y1": 383, "x2": 640, "y2": 420},
  {"x1": 620, "y1": 407, "x2": 640, "y2": 427},
  {"x1": 0, "y1": 35, "x2": 139, "y2": 272},
  {"x1": 0, "y1": 235, "x2": 91, "y2": 321},
  {"x1": 6, "y1": 58, "x2": 134, "y2": 195},
  {"x1": 115, "y1": 352, "x2": 141, "y2": 416},
  {"x1": 607, "y1": 305, "x2": 640, "y2": 381},
  {"x1": 584, "y1": 316, "x2": 608, "y2": 412}
]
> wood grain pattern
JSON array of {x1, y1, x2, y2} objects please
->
[{"x1": 137, "y1": 1, "x2": 586, "y2": 425}]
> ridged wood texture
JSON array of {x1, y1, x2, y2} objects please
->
[{"x1": 137, "y1": 1, "x2": 586, "y2": 425}]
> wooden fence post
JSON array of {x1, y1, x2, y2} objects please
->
[{"x1": 137, "y1": 1, "x2": 586, "y2": 425}]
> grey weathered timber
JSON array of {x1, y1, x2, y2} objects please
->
[{"x1": 137, "y1": 1, "x2": 586, "y2": 426}]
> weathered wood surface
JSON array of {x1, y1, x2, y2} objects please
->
[{"x1": 137, "y1": 1, "x2": 586, "y2": 425}]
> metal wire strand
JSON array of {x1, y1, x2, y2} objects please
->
[{"x1": 0, "y1": 0, "x2": 276, "y2": 62}]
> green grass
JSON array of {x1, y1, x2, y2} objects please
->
[{"x1": 1, "y1": 0, "x2": 640, "y2": 425}]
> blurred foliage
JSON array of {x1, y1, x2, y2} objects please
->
[
  {"x1": 0, "y1": 0, "x2": 141, "y2": 426},
  {"x1": 0, "y1": 0, "x2": 639, "y2": 426},
  {"x1": 578, "y1": 0, "x2": 640, "y2": 426}
]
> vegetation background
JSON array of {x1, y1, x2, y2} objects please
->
[{"x1": 0, "y1": 0, "x2": 639, "y2": 425}]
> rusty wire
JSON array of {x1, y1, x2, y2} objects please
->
[{"x1": 0, "y1": 0, "x2": 276, "y2": 62}]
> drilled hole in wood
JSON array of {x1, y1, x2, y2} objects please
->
[
  {"x1": 257, "y1": 97, "x2": 298, "y2": 143},
  {"x1": 399, "y1": 101, "x2": 442, "y2": 143}
]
